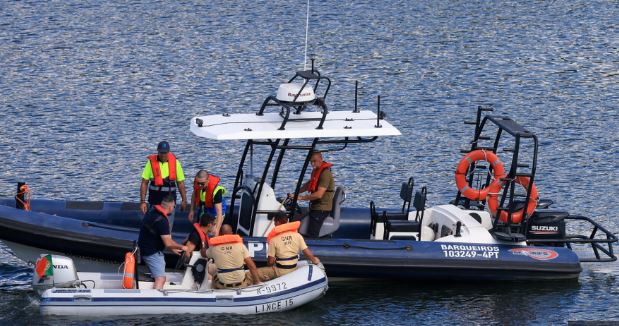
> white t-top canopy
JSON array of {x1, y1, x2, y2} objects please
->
[{"x1": 190, "y1": 110, "x2": 401, "y2": 140}]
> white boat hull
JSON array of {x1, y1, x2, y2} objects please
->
[{"x1": 38, "y1": 264, "x2": 328, "y2": 316}]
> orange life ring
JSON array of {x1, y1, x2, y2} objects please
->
[
  {"x1": 122, "y1": 252, "x2": 136, "y2": 289},
  {"x1": 487, "y1": 176, "x2": 538, "y2": 223},
  {"x1": 455, "y1": 150, "x2": 506, "y2": 201}
]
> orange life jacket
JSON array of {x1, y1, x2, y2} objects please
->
[
  {"x1": 191, "y1": 222, "x2": 209, "y2": 248},
  {"x1": 148, "y1": 153, "x2": 177, "y2": 186},
  {"x1": 308, "y1": 162, "x2": 333, "y2": 192},
  {"x1": 153, "y1": 205, "x2": 169, "y2": 219},
  {"x1": 192, "y1": 174, "x2": 221, "y2": 208},
  {"x1": 208, "y1": 234, "x2": 243, "y2": 247},
  {"x1": 267, "y1": 221, "x2": 301, "y2": 243}
]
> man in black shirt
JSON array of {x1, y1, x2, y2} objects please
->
[
  {"x1": 184, "y1": 213, "x2": 215, "y2": 261},
  {"x1": 137, "y1": 194, "x2": 187, "y2": 289}
]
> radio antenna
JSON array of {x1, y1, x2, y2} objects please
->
[{"x1": 303, "y1": 0, "x2": 310, "y2": 70}]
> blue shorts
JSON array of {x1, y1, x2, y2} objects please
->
[{"x1": 142, "y1": 251, "x2": 166, "y2": 278}]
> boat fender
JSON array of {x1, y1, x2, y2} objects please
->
[
  {"x1": 122, "y1": 252, "x2": 135, "y2": 289},
  {"x1": 455, "y1": 150, "x2": 506, "y2": 201},
  {"x1": 267, "y1": 221, "x2": 301, "y2": 243},
  {"x1": 487, "y1": 176, "x2": 538, "y2": 224}
]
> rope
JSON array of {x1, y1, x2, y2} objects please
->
[
  {"x1": 15, "y1": 184, "x2": 31, "y2": 211},
  {"x1": 311, "y1": 242, "x2": 412, "y2": 251}
]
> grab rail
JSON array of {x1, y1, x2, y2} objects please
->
[{"x1": 526, "y1": 215, "x2": 617, "y2": 263}]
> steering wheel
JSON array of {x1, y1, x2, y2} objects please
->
[{"x1": 281, "y1": 195, "x2": 302, "y2": 216}]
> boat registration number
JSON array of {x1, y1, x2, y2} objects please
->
[
  {"x1": 256, "y1": 281, "x2": 287, "y2": 295},
  {"x1": 255, "y1": 298, "x2": 294, "y2": 313},
  {"x1": 441, "y1": 244, "x2": 500, "y2": 259}
]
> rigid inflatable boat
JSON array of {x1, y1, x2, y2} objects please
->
[
  {"x1": 2, "y1": 65, "x2": 616, "y2": 281},
  {"x1": 32, "y1": 253, "x2": 327, "y2": 316}
]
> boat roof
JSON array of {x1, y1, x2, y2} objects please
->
[{"x1": 190, "y1": 110, "x2": 401, "y2": 140}]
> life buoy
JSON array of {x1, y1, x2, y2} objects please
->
[
  {"x1": 267, "y1": 221, "x2": 301, "y2": 243},
  {"x1": 455, "y1": 150, "x2": 506, "y2": 201},
  {"x1": 208, "y1": 234, "x2": 243, "y2": 247},
  {"x1": 487, "y1": 176, "x2": 538, "y2": 223},
  {"x1": 122, "y1": 252, "x2": 135, "y2": 289}
]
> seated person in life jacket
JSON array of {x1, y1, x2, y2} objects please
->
[
  {"x1": 137, "y1": 194, "x2": 188, "y2": 289},
  {"x1": 206, "y1": 224, "x2": 261, "y2": 289},
  {"x1": 251, "y1": 215, "x2": 321, "y2": 283},
  {"x1": 188, "y1": 169, "x2": 227, "y2": 236},
  {"x1": 289, "y1": 151, "x2": 335, "y2": 238}
]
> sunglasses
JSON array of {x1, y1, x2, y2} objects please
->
[{"x1": 197, "y1": 182, "x2": 207, "y2": 187}]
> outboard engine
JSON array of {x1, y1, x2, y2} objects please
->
[
  {"x1": 526, "y1": 210, "x2": 567, "y2": 246},
  {"x1": 32, "y1": 254, "x2": 79, "y2": 294}
]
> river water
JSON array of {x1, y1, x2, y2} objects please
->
[{"x1": 0, "y1": 0, "x2": 618, "y2": 324}]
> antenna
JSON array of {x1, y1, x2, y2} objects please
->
[{"x1": 303, "y1": 0, "x2": 310, "y2": 70}]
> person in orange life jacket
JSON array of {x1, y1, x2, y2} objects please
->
[
  {"x1": 206, "y1": 224, "x2": 261, "y2": 289},
  {"x1": 183, "y1": 213, "x2": 215, "y2": 261},
  {"x1": 139, "y1": 141, "x2": 188, "y2": 229},
  {"x1": 252, "y1": 214, "x2": 321, "y2": 282},
  {"x1": 289, "y1": 151, "x2": 335, "y2": 238},
  {"x1": 137, "y1": 194, "x2": 188, "y2": 290},
  {"x1": 187, "y1": 169, "x2": 227, "y2": 236}
]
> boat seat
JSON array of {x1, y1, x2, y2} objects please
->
[
  {"x1": 383, "y1": 186, "x2": 427, "y2": 241},
  {"x1": 385, "y1": 220, "x2": 420, "y2": 234},
  {"x1": 299, "y1": 186, "x2": 346, "y2": 237},
  {"x1": 390, "y1": 235, "x2": 417, "y2": 241},
  {"x1": 375, "y1": 177, "x2": 414, "y2": 221}
]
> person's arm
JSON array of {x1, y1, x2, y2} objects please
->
[
  {"x1": 188, "y1": 191, "x2": 196, "y2": 222},
  {"x1": 266, "y1": 256, "x2": 276, "y2": 266},
  {"x1": 140, "y1": 179, "x2": 149, "y2": 214},
  {"x1": 244, "y1": 257, "x2": 261, "y2": 285},
  {"x1": 178, "y1": 181, "x2": 188, "y2": 212},
  {"x1": 213, "y1": 202, "x2": 223, "y2": 236},
  {"x1": 161, "y1": 235, "x2": 187, "y2": 254},
  {"x1": 298, "y1": 181, "x2": 309, "y2": 193},
  {"x1": 299, "y1": 186, "x2": 327, "y2": 201},
  {"x1": 183, "y1": 241, "x2": 196, "y2": 259},
  {"x1": 302, "y1": 247, "x2": 320, "y2": 265},
  {"x1": 200, "y1": 246, "x2": 208, "y2": 258}
]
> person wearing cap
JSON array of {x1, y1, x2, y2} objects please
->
[
  {"x1": 139, "y1": 141, "x2": 188, "y2": 229},
  {"x1": 188, "y1": 169, "x2": 227, "y2": 236}
]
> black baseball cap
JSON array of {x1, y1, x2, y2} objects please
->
[{"x1": 157, "y1": 141, "x2": 170, "y2": 153}]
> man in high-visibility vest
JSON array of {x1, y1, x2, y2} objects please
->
[
  {"x1": 139, "y1": 141, "x2": 188, "y2": 229},
  {"x1": 188, "y1": 169, "x2": 227, "y2": 236}
]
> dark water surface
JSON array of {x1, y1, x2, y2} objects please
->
[{"x1": 0, "y1": 0, "x2": 618, "y2": 324}]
